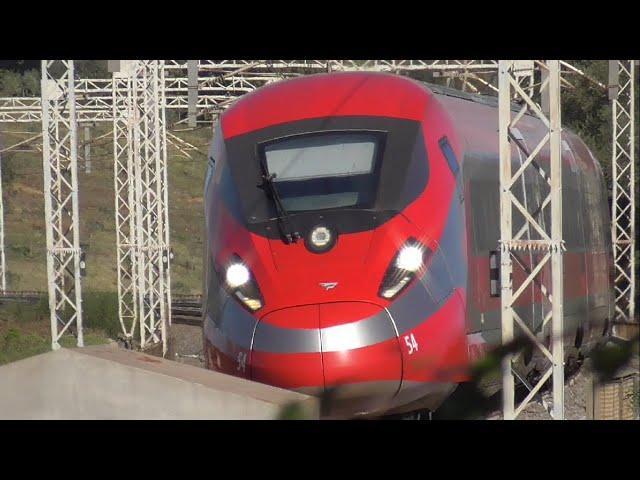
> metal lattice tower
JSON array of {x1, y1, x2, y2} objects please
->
[
  {"x1": 111, "y1": 60, "x2": 172, "y2": 351},
  {"x1": 40, "y1": 60, "x2": 84, "y2": 349},
  {"x1": 610, "y1": 60, "x2": 636, "y2": 325},
  {"x1": 499, "y1": 60, "x2": 564, "y2": 419},
  {"x1": 132, "y1": 60, "x2": 171, "y2": 353},
  {"x1": 158, "y1": 62, "x2": 173, "y2": 332},
  {"x1": 112, "y1": 61, "x2": 139, "y2": 341},
  {"x1": 0, "y1": 139, "x2": 6, "y2": 292}
]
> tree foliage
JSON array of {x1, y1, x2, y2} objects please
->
[
  {"x1": 0, "y1": 60, "x2": 110, "y2": 96},
  {"x1": 561, "y1": 61, "x2": 614, "y2": 186},
  {"x1": 0, "y1": 69, "x2": 23, "y2": 96},
  {"x1": 0, "y1": 68, "x2": 40, "y2": 96}
]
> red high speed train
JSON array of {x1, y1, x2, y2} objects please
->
[{"x1": 202, "y1": 72, "x2": 613, "y2": 418}]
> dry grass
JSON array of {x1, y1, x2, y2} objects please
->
[
  {"x1": 1, "y1": 123, "x2": 210, "y2": 294},
  {"x1": 0, "y1": 298, "x2": 111, "y2": 365}
]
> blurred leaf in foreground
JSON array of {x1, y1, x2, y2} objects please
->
[
  {"x1": 587, "y1": 334, "x2": 639, "y2": 383},
  {"x1": 277, "y1": 401, "x2": 311, "y2": 420}
]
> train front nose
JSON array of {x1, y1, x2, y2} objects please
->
[{"x1": 250, "y1": 302, "x2": 404, "y2": 417}]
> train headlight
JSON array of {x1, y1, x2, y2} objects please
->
[
  {"x1": 378, "y1": 239, "x2": 430, "y2": 300},
  {"x1": 223, "y1": 257, "x2": 264, "y2": 312},
  {"x1": 396, "y1": 245, "x2": 424, "y2": 272},
  {"x1": 226, "y1": 263, "x2": 250, "y2": 288},
  {"x1": 305, "y1": 224, "x2": 337, "y2": 253},
  {"x1": 310, "y1": 226, "x2": 332, "y2": 248}
]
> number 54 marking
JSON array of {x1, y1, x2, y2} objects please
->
[{"x1": 404, "y1": 333, "x2": 419, "y2": 355}]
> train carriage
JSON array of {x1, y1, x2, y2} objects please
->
[{"x1": 202, "y1": 72, "x2": 613, "y2": 417}]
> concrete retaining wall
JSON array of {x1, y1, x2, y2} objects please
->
[{"x1": 0, "y1": 344, "x2": 318, "y2": 419}]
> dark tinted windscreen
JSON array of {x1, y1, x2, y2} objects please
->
[
  {"x1": 263, "y1": 132, "x2": 381, "y2": 212},
  {"x1": 222, "y1": 116, "x2": 428, "y2": 233}
]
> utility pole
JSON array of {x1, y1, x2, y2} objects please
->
[
  {"x1": 41, "y1": 60, "x2": 84, "y2": 349},
  {"x1": 111, "y1": 60, "x2": 139, "y2": 344},
  {"x1": 159, "y1": 61, "x2": 173, "y2": 332},
  {"x1": 187, "y1": 60, "x2": 198, "y2": 127},
  {"x1": 83, "y1": 123, "x2": 92, "y2": 174},
  {"x1": 0, "y1": 135, "x2": 6, "y2": 292},
  {"x1": 132, "y1": 60, "x2": 171, "y2": 354},
  {"x1": 609, "y1": 60, "x2": 636, "y2": 329},
  {"x1": 499, "y1": 60, "x2": 565, "y2": 419},
  {"x1": 111, "y1": 60, "x2": 172, "y2": 354}
]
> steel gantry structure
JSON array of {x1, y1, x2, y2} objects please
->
[
  {"x1": 0, "y1": 60, "x2": 602, "y2": 127},
  {"x1": 112, "y1": 60, "x2": 172, "y2": 353},
  {"x1": 40, "y1": 60, "x2": 84, "y2": 349},
  {"x1": 0, "y1": 138, "x2": 6, "y2": 292},
  {"x1": 609, "y1": 60, "x2": 636, "y2": 327},
  {"x1": 131, "y1": 60, "x2": 172, "y2": 353},
  {"x1": 1, "y1": 61, "x2": 502, "y2": 124},
  {"x1": 163, "y1": 60, "x2": 502, "y2": 120},
  {"x1": 498, "y1": 60, "x2": 565, "y2": 419},
  {"x1": 112, "y1": 61, "x2": 139, "y2": 343}
]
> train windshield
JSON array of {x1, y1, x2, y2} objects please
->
[
  {"x1": 222, "y1": 116, "x2": 428, "y2": 230},
  {"x1": 263, "y1": 132, "x2": 383, "y2": 212}
]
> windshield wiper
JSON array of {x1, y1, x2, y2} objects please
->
[{"x1": 258, "y1": 158, "x2": 301, "y2": 244}]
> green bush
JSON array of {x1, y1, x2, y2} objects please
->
[
  {"x1": 0, "y1": 70, "x2": 22, "y2": 96},
  {"x1": 82, "y1": 291, "x2": 120, "y2": 338},
  {"x1": 9, "y1": 245, "x2": 31, "y2": 258},
  {"x1": 0, "y1": 328, "x2": 50, "y2": 365},
  {"x1": 5, "y1": 271, "x2": 20, "y2": 288},
  {"x1": 35, "y1": 297, "x2": 49, "y2": 319},
  {"x1": 0, "y1": 297, "x2": 49, "y2": 323}
]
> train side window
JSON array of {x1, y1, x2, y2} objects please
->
[{"x1": 438, "y1": 136, "x2": 459, "y2": 177}]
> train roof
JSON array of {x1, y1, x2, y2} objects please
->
[
  {"x1": 221, "y1": 71, "x2": 431, "y2": 138},
  {"x1": 425, "y1": 82, "x2": 500, "y2": 108},
  {"x1": 425, "y1": 81, "x2": 543, "y2": 118},
  {"x1": 221, "y1": 71, "x2": 538, "y2": 137}
]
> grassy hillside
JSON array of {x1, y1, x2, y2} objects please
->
[{"x1": 1, "y1": 123, "x2": 211, "y2": 295}]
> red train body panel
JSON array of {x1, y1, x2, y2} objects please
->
[{"x1": 202, "y1": 72, "x2": 613, "y2": 417}]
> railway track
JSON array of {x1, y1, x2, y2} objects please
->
[
  {"x1": 171, "y1": 300, "x2": 203, "y2": 327},
  {"x1": 0, "y1": 290, "x2": 204, "y2": 326},
  {"x1": 0, "y1": 290, "x2": 46, "y2": 303},
  {"x1": 171, "y1": 294, "x2": 203, "y2": 326}
]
